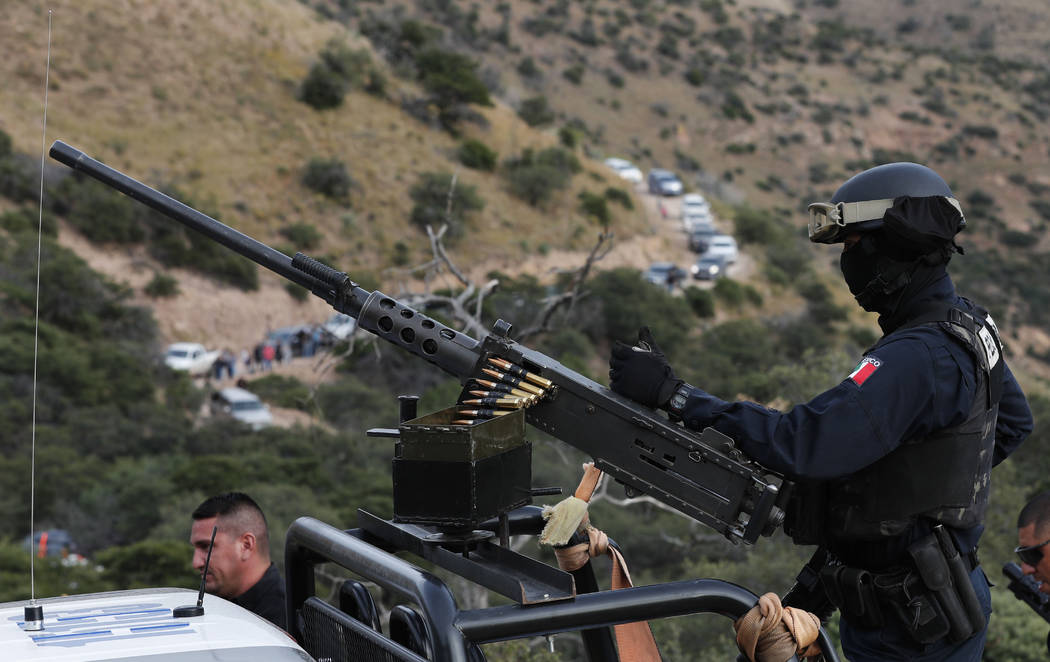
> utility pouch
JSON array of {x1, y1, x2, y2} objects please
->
[
  {"x1": 874, "y1": 569, "x2": 950, "y2": 644},
  {"x1": 820, "y1": 565, "x2": 883, "y2": 628},
  {"x1": 908, "y1": 534, "x2": 974, "y2": 643}
]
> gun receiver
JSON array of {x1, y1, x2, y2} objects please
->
[
  {"x1": 1003, "y1": 562, "x2": 1050, "y2": 623},
  {"x1": 48, "y1": 140, "x2": 788, "y2": 544}
]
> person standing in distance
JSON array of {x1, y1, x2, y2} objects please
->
[
  {"x1": 609, "y1": 162, "x2": 1033, "y2": 661},
  {"x1": 190, "y1": 492, "x2": 286, "y2": 629}
]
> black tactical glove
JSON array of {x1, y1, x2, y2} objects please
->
[{"x1": 608, "y1": 326, "x2": 683, "y2": 409}]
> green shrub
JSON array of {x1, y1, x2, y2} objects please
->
[
  {"x1": 733, "y1": 206, "x2": 782, "y2": 245},
  {"x1": 578, "y1": 191, "x2": 611, "y2": 226},
  {"x1": 722, "y1": 91, "x2": 755, "y2": 123},
  {"x1": 414, "y1": 47, "x2": 492, "y2": 128},
  {"x1": 963, "y1": 125, "x2": 999, "y2": 140},
  {"x1": 299, "y1": 42, "x2": 385, "y2": 110},
  {"x1": 584, "y1": 267, "x2": 694, "y2": 352},
  {"x1": 51, "y1": 173, "x2": 147, "y2": 244},
  {"x1": 605, "y1": 187, "x2": 633, "y2": 210},
  {"x1": 249, "y1": 374, "x2": 314, "y2": 411},
  {"x1": 144, "y1": 195, "x2": 259, "y2": 291},
  {"x1": 279, "y1": 222, "x2": 323, "y2": 250},
  {"x1": 518, "y1": 96, "x2": 556, "y2": 127},
  {"x1": 713, "y1": 278, "x2": 762, "y2": 308},
  {"x1": 558, "y1": 125, "x2": 579, "y2": 149},
  {"x1": 299, "y1": 61, "x2": 348, "y2": 110},
  {"x1": 0, "y1": 207, "x2": 57, "y2": 237},
  {"x1": 301, "y1": 158, "x2": 353, "y2": 201},
  {"x1": 684, "y1": 286, "x2": 715, "y2": 318},
  {"x1": 1030, "y1": 200, "x2": 1050, "y2": 222},
  {"x1": 503, "y1": 147, "x2": 581, "y2": 207},
  {"x1": 285, "y1": 282, "x2": 309, "y2": 301},
  {"x1": 143, "y1": 272, "x2": 179, "y2": 298},
  {"x1": 458, "y1": 139, "x2": 498, "y2": 171},
  {"x1": 1002, "y1": 229, "x2": 1034, "y2": 248},
  {"x1": 517, "y1": 56, "x2": 541, "y2": 79},
  {"x1": 563, "y1": 63, "x2": 585, "y2": 85},
  {"x1": 409, "y1": 171, "x2": 485, "y2": 238},
  {"x1": 684, "y1": 67, "x2": 705, "y2": 86}
]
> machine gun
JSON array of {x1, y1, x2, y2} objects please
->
[
  {"x1": 1003, "y1": 562, "x2": 1050, "y2": 654},
  {"x1": 45, "y1": 141, "x2": 836, "y2": 661},
  {"x1": 49, "y1": 140, "x2": 788, "y2": 546}
]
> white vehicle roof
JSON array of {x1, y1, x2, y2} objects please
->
[
  {"x1": 0, "y1": 588, "x2": 311, "y2": 661},
  {"x1": 166, "y1": 342, "x2": 204, "y2": 353},
  {"x1": 682, "y1": 193, "x2": 708, "y2": 205},
  {"x1": 215, "y1": 387, "x2": 262, "y2": 403},
  {"x1": 604, "y1": 157, "x2": 633, "y2": 169}
]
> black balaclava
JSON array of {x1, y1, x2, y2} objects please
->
[
  {"x1": 839, "y1": 230, "x2": 918, "y2": 313},
  {"x1": 839, "y1": 196, "x2": 961, "y2": 324}
]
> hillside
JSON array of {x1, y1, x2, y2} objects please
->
[
  {"x1": 5, "y1": 0, "x2": 1050, "y2": 378},
  {"x1": 7, "y1": 2, "x2": 1050, "y2": 659}
]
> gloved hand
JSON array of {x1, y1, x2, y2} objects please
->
[{"x1": 608, "y1": 326, "x2": 682, "y2": 409}]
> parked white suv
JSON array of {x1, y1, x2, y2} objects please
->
[
  {"x1": 603, "y1": 157, "x2": 643, "y2": 184},
  {"x1": 210, "y1": 387, "x2": 273, "y2": 430},
  {"x1": 681, "y1": 193, "x2": 710, "y2": 216},
  {"x1": 703, "y1": 235, "x2": 738, "y2": 263}
]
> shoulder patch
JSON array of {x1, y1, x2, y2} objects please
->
[{"x1": 848, "y1": 356, "x2": 881, "y2": 386}]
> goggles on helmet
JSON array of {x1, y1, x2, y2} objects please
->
[{"x1": 807, "y1": 196, "x2": 964, "y2": 244}]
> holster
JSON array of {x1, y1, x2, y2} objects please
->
[
  {"x1": 783, "y1": 547, "x2": 836, "y2": 623},
  {"x1": 907, "y1": 529, "x2": 984, "y2": 644},
  {"x1": 820, "y1": 565, "x2": 883, "y2": 629}
]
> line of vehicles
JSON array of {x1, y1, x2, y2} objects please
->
[
  {"x1": 604, "y1": 157, "x2": 738, "y2": 285},
  {"x1": 160, "y1": 313, "x2": 358, "y2": 431}
]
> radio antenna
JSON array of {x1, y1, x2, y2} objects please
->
[
  {"x1": 174, "y1": 525, "x2": 217, "y2": 618},
  {"x1": 25, "y1": 9, "x2": 54, "y2": 633}
]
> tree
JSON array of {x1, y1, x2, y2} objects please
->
[
  {"x1": 414, "y1": 48, "x2": 492, "y2": 129},
  {"x1": 409, "y1": 172, "x2": 485, "y2": 241}
]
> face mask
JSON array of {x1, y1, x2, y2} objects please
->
[{"x1": 839, "y1": 235, "x2": 881, "y2": 300}]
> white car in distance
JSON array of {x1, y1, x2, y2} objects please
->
[
  {"x1": 681, "y1": 193, "x2": 710, "y2": 217},
  {"x1": 163, "y1": 342, "x2": 220, "y2": 376},
  {"x1": 704, "y1": 235, "x2": 739, "y2": 264},
  {"x1": 603, "y1": 157, "x2": 643, "y2": 184}
]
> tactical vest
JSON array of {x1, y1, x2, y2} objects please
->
[{"x1": 785, "y1": 302, "x2": 1004, "y2": 546}]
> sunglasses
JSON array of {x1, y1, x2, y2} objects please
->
[{"x1": 1015, "y1": 538, "x2": 1050, "y2": 566}]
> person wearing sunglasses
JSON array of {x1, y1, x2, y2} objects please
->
[
  {"x1": 609, "y1": 162, "x2": 1033, "y2": 661},
  {"x1": 1017, "y1": 491, "x2": 1050, "y2": 594}
]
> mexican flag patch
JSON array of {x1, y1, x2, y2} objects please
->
[{"x1": 849, "y1": 356, "x2": 881, "y2": 386}]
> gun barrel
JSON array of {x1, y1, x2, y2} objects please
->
[{"x1": 48, "y1": 140, "x2": 345, "y2": 304}]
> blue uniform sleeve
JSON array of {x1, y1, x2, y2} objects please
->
[
  {"x1": 993, "y1": 361, "x2": 1033, "y2": 465},
  {"x1": 678, "y1": 331, "x2": 976, "y2": 480}
]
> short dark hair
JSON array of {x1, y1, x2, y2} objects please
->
[
  {"x1": 193, "y1": 492, "x2": 270, "y2": 557},
  {"x1": 1018, "y1": 491, "x2": 1050, "y2": 535}
]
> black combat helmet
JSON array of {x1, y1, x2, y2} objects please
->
[
  {"x1": 808, "y1": 162, "x2": 965, "y2": 250},
  {"x1": 813, "y1": 163, "x2": 967, "y2": 314}
]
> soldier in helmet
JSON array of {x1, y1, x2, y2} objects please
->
[{"x1": 609, "y1": 162, "x2": 1033, "y2": 660}]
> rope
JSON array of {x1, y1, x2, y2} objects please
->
[
  {"x1": 548, "y1": 464, "x2": 661, "y2": 662},
  {"x1": 734, "y1": 592, "x2": 823, "y2": 662}
]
